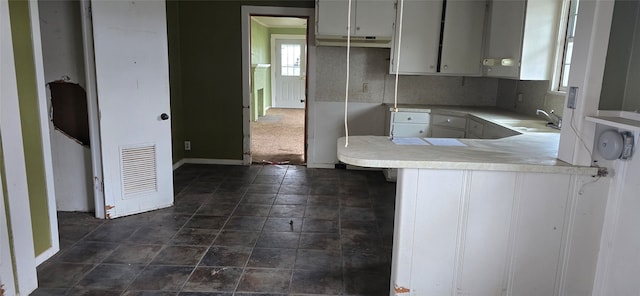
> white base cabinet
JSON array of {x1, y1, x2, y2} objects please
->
[{"x1": 391, "y1": 168, "x2": 608, "y2": 295}]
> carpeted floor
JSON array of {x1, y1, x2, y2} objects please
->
[{"x1": 251, "y1": 108, "x2": 305, "y2": 165}]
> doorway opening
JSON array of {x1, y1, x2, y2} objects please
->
[{"x1": 249, "y1": 16, "x2": 308, "y2": 165}]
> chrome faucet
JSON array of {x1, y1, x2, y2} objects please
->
[{"x1": 536, "y1": 109, "x2": 562, "y2": 129}]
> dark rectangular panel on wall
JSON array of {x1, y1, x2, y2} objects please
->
[{"x1": 49, "y1": 81, "x2": 90, "y2": 145}]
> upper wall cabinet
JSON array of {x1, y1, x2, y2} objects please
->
[
  {"x1": 390, "y1": 0, "x2": 486, "y2": 76},
  {"x1": 483, "y1": 0, "x2": 562, "y2": 80},
  {"x1": 316, "y1": 0, "x2": 396, "y2": 47}
]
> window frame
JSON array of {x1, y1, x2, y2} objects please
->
[{"x1": 552, "y1": 0, "x2": 579, "y2": 93}]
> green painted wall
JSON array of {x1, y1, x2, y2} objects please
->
[
  {"x1": 8, "y1": 0, "x2": 51, "y2": 256},
  {"x1": 270, "y1": 27, "x2": 307, "y2": 36},
  {"x1": 175, "y1": 0, "x2": 313, "y2": 160},
  {"x1": 167, "y1": 0, "x2": 185, "y2": 164},
  {"x1": 251, "y1": 19, "x2": 271, "y2": 121}
]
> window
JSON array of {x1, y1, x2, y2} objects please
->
[
  {"x1": 557, "y1": 0, "x2": 579, "y2": 91},
  {"x1": 280, "y1": 44, "x2": 301, "y2": 76}
]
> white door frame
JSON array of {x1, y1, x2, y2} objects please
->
[
  {"x1": 80, "y1": 0, "x2": 106, "y2": 219},
  {"x1": 271, "y1": 34, "x2": 307, "y2": 109},
  {"x1": 27, "y1": 0, "x2": 60, "y2": 265},
  {"x1": 241, "y1": 5, "x2": 316, "y2": 165},
  {"x1": 0, "y1": 0, "x2": 38, "y2": 293},
  {"x1": 0, "y1": 184, "x2": 15, "y2": 296}
]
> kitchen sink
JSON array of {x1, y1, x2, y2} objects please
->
[{"x1": 498, "y1": 120, "x2": 560, "y2": 133}]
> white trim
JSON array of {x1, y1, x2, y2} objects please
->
[
  {"x1": 0, "y1": 180, "x2": 15, "y2": 296},
  {"x1": 551, "y1": 0, "x2": 573, "y2": 92},
  {"x1": 80, "y1": 0, "x2": 106, "y2": 219},
  {"x1": 595, "y1": 110, "x2": 640, "y2": 122},
  {"x1": 172, "y1": 158, "x2": 186, "y2": 170},
  {"x1": 270, "y1": 33, "x2": 307, "y2": 109},
  {"x1": 306, "y1": 163, "x2": 334, "y2": 169},
  {"x1": 241, "y1": 5, "x2": 315, "y2": 166},
  {"x1": 0, "y1": 0, "x2": 38, "y2": 292},
  {"x1": 592, "y1": 159, "x2": 628, "y2": 296},
  {"x1": 558, "y1": 0, "x2": 615, "y2": 166},
  {"x1": 28, "y1": 0, "x2": 60, "y2": 265},
  {"x1": 183, "y1": 158, "x2": 245, "y2": 166}
]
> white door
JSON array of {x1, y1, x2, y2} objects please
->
[
  {"x1": 91, "y1": 0, "x2": 173, "y2": 219},
  {"x1": 273, "y1": 38, "x2": 306, "y2": 109}
]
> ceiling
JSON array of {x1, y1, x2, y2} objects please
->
[{"x1": 251, "y1": 16, "x2": 307, "y2": 29}]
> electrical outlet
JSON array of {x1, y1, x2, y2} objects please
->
[
  {"x1": 184, "y1": 141, "x2": 191, "y2": 151},
  {"x1": 567, "y1": 86, "x2": 578, "y2": 109},
  {"x1": 362, "y1": 83, "x2": 369, "y2": 93}
]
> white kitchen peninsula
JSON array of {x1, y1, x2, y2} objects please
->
[{"x1": 337, "y1": 120, "x2": 607, "y2": 295}]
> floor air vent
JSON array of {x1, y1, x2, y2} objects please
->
[{"x1": 121, "y1": 144, "x2": 157, "y2": 197}]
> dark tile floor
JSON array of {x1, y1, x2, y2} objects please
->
[{"x1": 31, "y1": 164, "x2": 396, "y2": 296}]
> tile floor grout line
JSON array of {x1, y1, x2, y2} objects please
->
[
  {"x1": 233, "y1": 164, "x2": 287, "y2": 294},
  {"x1": 36, "y1": 165, "x2": 394, "y2": 296},
  {"x1": 176, "y1": 172, "x2": 248, "y2": 294},
  {"x1": 123, "y1": 167, "x2": 209, "y2": 295}
]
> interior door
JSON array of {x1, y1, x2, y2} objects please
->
[
  {"x1": 91, "y1": 0, "x2": 173, "y2": 219},
  {"x1": 274, "y1": 38, "x2": 306, "y2": 109}
]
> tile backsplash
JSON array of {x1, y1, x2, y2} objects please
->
[
  {"x1": 496, "y1": 79, "x2": 567, "y2": 117},
  {"x1": 316, "y1": 47, "x2": 497, "y2": 106},
  {"x1": 315, "y1": 46, "x2": 566, "y2": 115}
]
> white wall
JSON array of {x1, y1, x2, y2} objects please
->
[
  {"x1": 592, "y1": 124, "x2": 640, "y2": 295},
  {"x1": 38, "y1": 0, "x2": 94, "y2": 211},
  {"x1": 308, "y1": 102, "x2": 386, "y2": 168}
]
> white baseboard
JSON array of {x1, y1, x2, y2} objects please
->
[
  {"x1": 184, "y1": 158, "x2": 244, "y2": 166},
  {"x1": 306, "y1": 163, "x2": 335, "y2": 169},
  {"x1": 35, "y1": 245, "x2": 59, "y2": 266},
  {"x1": 172, "y1": 159, "x2": 186, "y2": 170},
  {"x1": 173, "y1": 158, "x2": 245, "y2": 170}
]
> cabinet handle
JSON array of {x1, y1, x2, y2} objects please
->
[
  {"x1": 443, "y1": 65, "x2": 448, "y2": 70},
  {"x1": 407, "y1": 117, "x2": 412, "y2": 121},
  {"x1": 429, "y1": 65, "x2": 434, "y2": 69},
  {"x1": 419, "y1": 130, "x2": 423, "y2": 133},
  {"x1": 356, "y1": 26, "x2": 360, "y2": 30},
  {"x1": 446, "y1": 119, "x2": 451, "y2": 122}
]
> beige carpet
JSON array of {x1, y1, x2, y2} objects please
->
[{"x1": 251, "y1": 108, "x2": 305, "y2": 165}]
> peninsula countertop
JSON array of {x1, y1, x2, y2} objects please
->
[{"x1": 337, "y1": 106, "x2": 598, "y2": 175}]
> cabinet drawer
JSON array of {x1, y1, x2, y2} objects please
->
[
  {"x1": 392, "y1": 123, "x2": 429, "y2": 137},
  {"x1": 393, "y1": 112, "x2": 430, "y2": 124},
  {"x1": 467, "y1": 119, "x2": 484, "y2": 137},
  {"x1": 431, "y1": 114, "x2": 467, "y2": 129},
  {"x1": 430, "y1": 126, "x2": 465, "y2": 138}
]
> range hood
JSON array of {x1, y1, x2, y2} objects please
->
[{"x1": 315, "y1": 34, "x2": 392, "y2": 48}]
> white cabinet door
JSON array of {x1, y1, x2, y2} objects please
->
[
  {"x1": 483, "y1": 0, "x2": 561, "y2": 80},
  {"x1": 390, "y1": 0, "x2": 442, "y2": 74},
  {"x1": 354, "y1": 0, "x2": 396, "y2": 37},
  {"x1": 317, "y1": 0, "x2": 395, "y2": 37},
  {"x1": 440, "y1": 0, "x2": 486, "y2": 75},
  {"x1": 92, "y1": 0, "x2": 174, "y2": 218},
  {"x1": 391, "y1": 0, "x2": 485, "y2": 75},
  {"x1": 316, "y1": 0, "x2": 349, "y2": 36},
  {"x1": 430, "y1": 126, "x2": 466, "y2": 138},
  {"x1": 483, "y1": 0, "x2": 525, "y2": 78}
]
